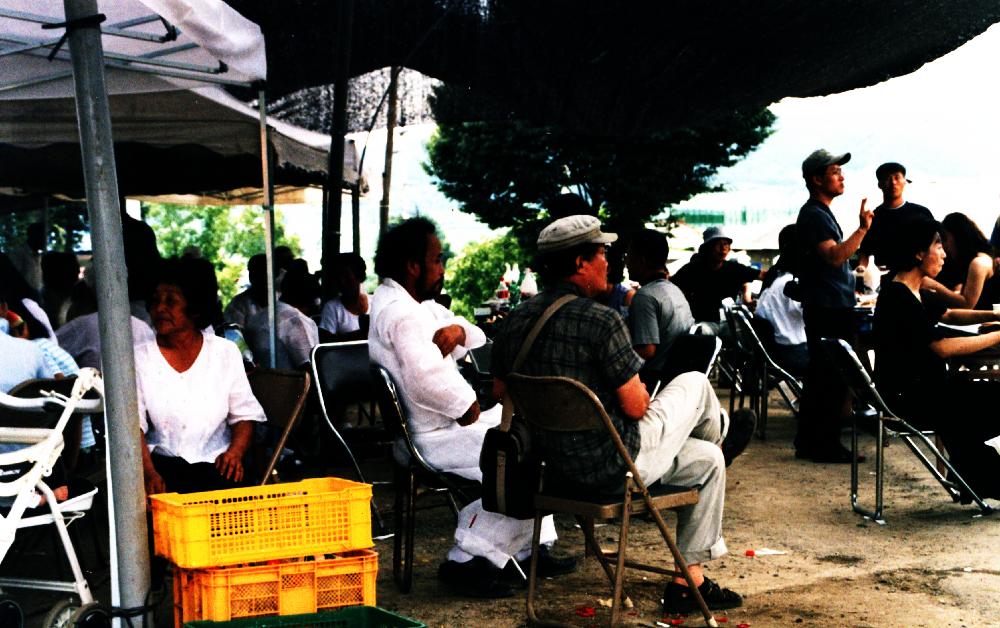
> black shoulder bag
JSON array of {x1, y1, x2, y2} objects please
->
[{"x1": 480, "y1": 294, "x2": 576, "y2": 519}]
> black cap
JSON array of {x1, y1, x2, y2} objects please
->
[{"x1": 875, "y1": 162, "x2": 911, "y2": 184}]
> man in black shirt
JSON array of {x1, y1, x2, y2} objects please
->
[
  {"x1": 795, "y1": 149, "x2": 873, "y2": 463},
  {"x1": 671, "y1": 227, "x2": 762, "y2": 333},
  {"x1": 856, "y1": 162, "x2": 933, "y2": 275}
]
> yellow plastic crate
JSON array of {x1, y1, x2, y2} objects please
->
[
  {"x1": 151, "y1": 478, "x2": 373, "y2": 568},
  {"x1": 174, "y1": 550, "x2": 378, "y2": 626}
]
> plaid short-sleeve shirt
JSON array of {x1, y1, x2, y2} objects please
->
[{"x1": 492, "y1": 283, "x2": 644, "y2": 493}]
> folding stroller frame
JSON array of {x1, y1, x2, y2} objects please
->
[{"x1": 0, "y1": 369, "x2": 106, "y2": 627}]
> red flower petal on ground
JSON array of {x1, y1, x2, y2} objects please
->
[{"x1": 574, "y1": 606, "x2": 596, "y2": 618}]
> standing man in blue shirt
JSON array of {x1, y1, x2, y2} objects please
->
[{"x1": 795, "y1": 149, "x2": 873, "y2": 463}]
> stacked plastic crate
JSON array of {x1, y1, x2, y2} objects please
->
[{"x1": 149, "y1": 477, "x2": 376, "y2": 627}]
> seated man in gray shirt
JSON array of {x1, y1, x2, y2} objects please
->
[{"x1": 626, "y1": 229, "x2": 695, "y2": 389}]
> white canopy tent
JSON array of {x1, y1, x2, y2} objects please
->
[
  {"x1": 0, "y1": 2, "x2": 277, "y2": 624},
  {"x1": 0, "y1": 0, "x2": 264, "y2": 97},
  {"x1": 0, "y1": 84, "x2": 363, "y2": 200}
]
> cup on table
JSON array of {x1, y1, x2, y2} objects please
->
[{"x1": 993, "y1": 304, "x2": 1000, "y2": 313}]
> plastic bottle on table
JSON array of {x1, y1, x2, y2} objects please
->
[{"x1": 520, "y1": 268, "x2": 538, "y2": 298}]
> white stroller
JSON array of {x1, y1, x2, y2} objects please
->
[{"x1": 0, "y1": 368, "x2": 108, "y2": 627}]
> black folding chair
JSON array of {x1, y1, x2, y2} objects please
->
[
  {"x1": 369, "y1": 364, "x2": 479, "y2": 593},
  {"x1": 656, "y1": 334, "x2": 722, "y2": 391},
  {"x1": 312, "y1": 341, "x2": 386, "y2": 532},
  {"x1": 821, "y1": 337, "x2": 993, "y2": 523},
  {"x1": 729, "y1": 309, "x2": 802, "y2": 439},
  {"x1": 458, "y1": 341, "x2": 495, "y2": 407},
  {"x1": 247, "y1": 368, "x2": 310, "y2": 485},
  {"x1": 719, "y1": 306, "x2": 754, "y2": 415},
  {"x1": 311, "y1": 341, "x2": 376, "y2": 483}
]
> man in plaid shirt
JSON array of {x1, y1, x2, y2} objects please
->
[{"x1": 492, "y1": 215, "x2": 753, "y2": 615}]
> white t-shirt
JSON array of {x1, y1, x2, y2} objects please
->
[
  {"x1": 244, "y1": 302, "x2": 319, "y2": 369},
  {"x1": 135, "y1": 334, "x2": 266, "y2": 463},
  {"x1": 223, "y1": 289, "x2": 264, "y2": 329},
  {"x1": 755, "y1": 273, "x2": 807, "y2": 346},
  {"x1": 55, "y1": 312, "x2": 155, "y2": 370},
  {"x1": 319, "y1": 295, "x2": 367, "y2": 334}
]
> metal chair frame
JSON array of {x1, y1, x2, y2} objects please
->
[
  {"x1": 728, "y1": 308, "x2": 802, "y2": 438},
  {"x1": 311, "y1": 341, "x2": 376, "y2": 483},
  {"x1": 459, "y1": 341, "x2": 495, "y2": 407},
  {"x1": 311, "y1": 341, "x2": 388, "y2": 533},
  {"x1": 370, "y1": 364, "x2": 478, "y2": 593},
  {"x1": 506, "y1": 374, "x2": 717, "y2": 628},
  {"x1": 649, "y1": 334, "x2": 722, "y2": 397},
  {"x1": 821, "y1": 337, "x2": 993, "y2": 523},
  {"x1": 246, "y1": 368, "x2": 311, "y2": 485},
  {"x1": 717, "y1": 306, "x2": 753, "y2": 419}
]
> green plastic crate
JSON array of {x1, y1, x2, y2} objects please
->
[{"x1": 183, "y1": 606, "x2": 425, "y2": 628}]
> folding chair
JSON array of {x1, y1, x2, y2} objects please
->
[
  {"x1": 311, "y1": 341, "x2": 377, "y2": 482},
  {"x1": 369, "y1": 364, "x2": 478, "y2": 593},
  {"x1": 821, "y1": 337, "x2": 993, "y2": 523},
  {"x1": 655, "y1": 334, "x2": 722, "y2": 394},
  {"x1": 459, "y1": 341, "x2": 495, "y2": 407},
  {"x1": 729, "y1": 309, "x2": 802, "y2": 439},
  {"x1": 505, "y1": 374, "x2": 718, "y2": 627},
  {"x1": 247, "y1": 368, "x2": 311, "y2": 485},
  {"x1": 717, "y1": 306, "x2": 754, "y2": 418}
]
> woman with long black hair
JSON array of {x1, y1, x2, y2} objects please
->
[
  {"x1": 923, "y1": 212, "x2": 1000, "y2": 310},
  {"x1": 874, "y1": 218, "x2": 1000, "y2": 500}
]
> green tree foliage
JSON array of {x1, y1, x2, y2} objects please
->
[
  {"x1": 425, "y1": 84, "x2": 775, "y2": 250},
  {"x1": 0, "y1": 203, "x2": 89, "y2": 253},
  {"x1": 142, "y1": 203, "x2": 302, "y2": 304},
  {"x1": 446, "y1": 232, "x2": 523, "y2": 319}
]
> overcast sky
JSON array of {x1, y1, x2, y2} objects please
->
[{"x1": 678, "y1": 22, "x2": 1000, "y2": 237}]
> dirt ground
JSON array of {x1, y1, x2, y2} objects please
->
[
  {"x1": 12, "y1": 384, "x2": 999, "y2": 627},
  {"x1": 373, "y1": 388, "x2": 1000, "y2": 628}
]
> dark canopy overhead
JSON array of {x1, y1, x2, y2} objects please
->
[{"x1": 226, "y1": 0, "x2": 1000, "y2": 136}]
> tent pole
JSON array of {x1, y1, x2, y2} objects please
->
[
  {"x1": 62, "y1": 1, "x2": 149, "y2": 625},
  {"x1": 351, "y1": 183, "x2": 360, "y2": 253},
  {"x1": 259, "y1": 89, "x2": 277, "y2": 368},
  {"x1": 40, "y1": 197, "x2": 49, "y2": 254},
  {"x1": 379, "y1": 66, "x2": 399, "y2": 237},
  {"x1": 322, "y1": 0, "x2": 353, "y2": 298}
]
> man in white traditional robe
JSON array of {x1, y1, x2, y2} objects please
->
[{"x1": 368, "y1": 218, "x2": 575, "y2": 598}]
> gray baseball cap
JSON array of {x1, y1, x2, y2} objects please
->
[
  {"x1": 802, "y1": 149, "x2": 851, "y2": 178},
  {"x1": 537, "y1": 215, "x2": 617, "y2": 252}
]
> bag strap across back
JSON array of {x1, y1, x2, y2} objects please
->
[{"x1": 499, "y1": 293, "x2": 577, "y2": 430}]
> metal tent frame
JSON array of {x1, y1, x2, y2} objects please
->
[{"x1": 0, "y1": 3, "x2": 275, "y2": 624}]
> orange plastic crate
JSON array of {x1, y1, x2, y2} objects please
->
[
  {"x1": 151, "y1": 478, "x2": 373, "y2": 569},
  {"x1": 174, "y1": 550, "x2": 378, "y2": 626}
]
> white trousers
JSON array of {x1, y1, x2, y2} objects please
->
[
  {"x1": 410, "y1": 404, "x2": 557, "y2": 569},
  {"x1": 633, "y1": 372, "x2": 729, "y2": 564}
]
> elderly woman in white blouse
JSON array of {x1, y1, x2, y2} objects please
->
[{"x1": 138, "y1": 258, "x2": 266, "y2": 496}]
